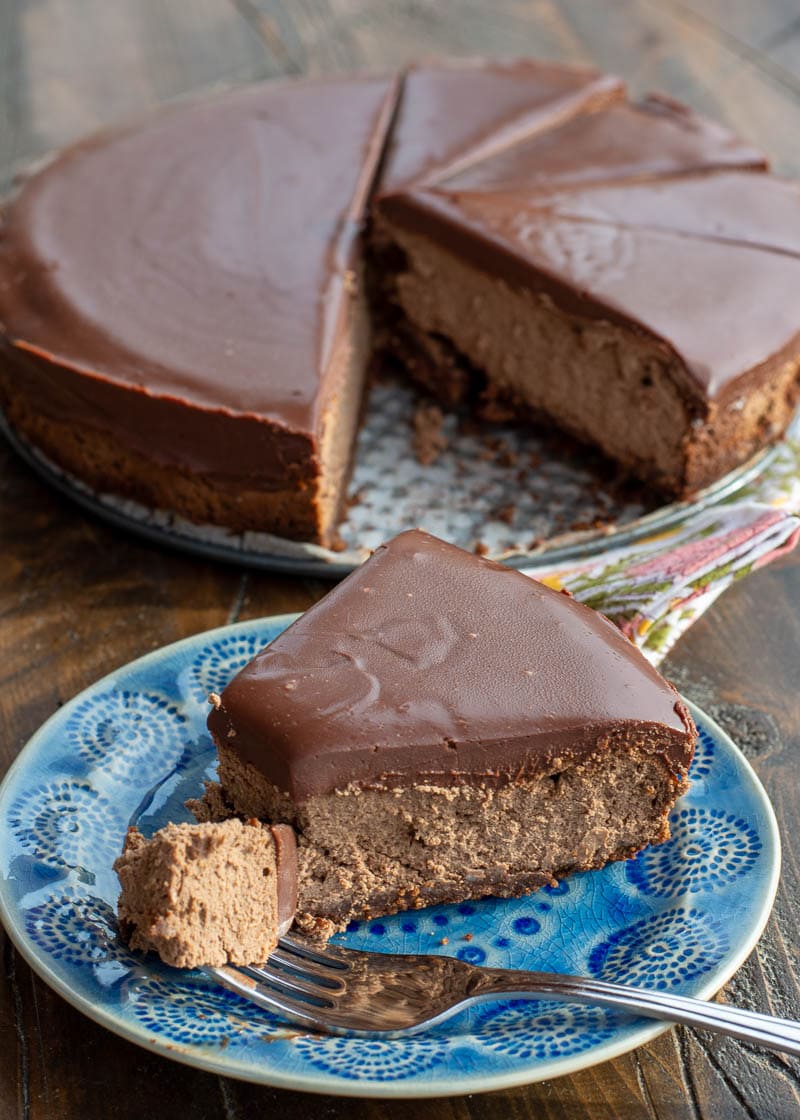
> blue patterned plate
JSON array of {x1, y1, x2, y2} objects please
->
[{"x1": 0, "y1": 616, "x2": 780, "y2": 1098}]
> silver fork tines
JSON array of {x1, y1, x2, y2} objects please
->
[{"x1": 205, "y1": 935, "x2": 800, "y2": 1051}]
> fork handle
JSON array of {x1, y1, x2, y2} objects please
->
[{"x1": 481, "y1": 969, "x2": 800, "y2": 1056}]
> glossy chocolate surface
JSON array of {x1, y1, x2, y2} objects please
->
[
  {"x1": 378, "y1": 188, "x2": 800, "y2": 399},
  {"x1": 375, "y1": 85, "x2": 800, "y2": 404},
  {"x1": 209, "y1": 530, "x2": 695, "y2": 800},
  {"x1": 516, "y1": 172, "x2": 800, "y2": 257},
  {"x1": 439, "y1": 95, "x2": 767, "y2": 191},
  {"x1": 380, "y1": 59, "x2": 623, "y2": 190},
  {"x1": 0, "y1": 76, "x2": 397, "y2": 434}
]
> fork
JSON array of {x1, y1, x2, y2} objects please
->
[{"x1": 207, "y1": 935, "x2": 800, "y2": 1052}]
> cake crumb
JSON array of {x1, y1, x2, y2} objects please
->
[
  {"x1": 463, "y1": 933, "x2": 473, "y2": 941},
  {"x1": 209, "y1": 692, "x2": 222, "y2": 709},
  {"x1": 345, "y1": 487, "x2": 366, "y2": 512},
  {"x1": 412, "y1": 402, "x2": 447, "y2": 466},
  {"x1": 439, "y1": 937, "x2": 449, "y2": 945},
  {"x1": 497, "y1": 448, "x2": 518, "y2": 469},
  {"x1": 473, "y1": 540, "x2": 489, "y2": 556},
  {"x1": 494, "y1": 503, "x2": 515, "y2": 525}
]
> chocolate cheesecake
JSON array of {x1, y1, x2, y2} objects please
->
[
  {"x1": 2, "y1": 60, "x2": 799, "y2": 543},
  {"x1": 0, "y1": 76, "x2": 398, "y2": 544},
  {"x1": 115, "y1": 819, "x2": 297, "y2": 968},
  {"x1": 205, "y1": 530, "x2": 696, "y2": 938},
  {"x1": 372, "y1": 97, "x2": 800, "y2": 497}
]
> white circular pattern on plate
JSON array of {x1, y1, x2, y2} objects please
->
[
  {"x1": 23, "y1": 888, "x2": 130, "y2": 968},
  {"x1": 8, "y1": 780, "x2": 123, "y2": 868},
  {"x1": 128, "y1": 976, "x2": 284, "y2": 1046},
  {"x1": 66, "y1": 690, "x2": 188, "y2": 785},
  {"x1": 473, "y1": 1000, "x2": 619, "y2": 1060},
  {"x1": 588, "y1": 907, "x2": 730, "y2": 989},
  {"x1": 340, "y1": 381, "x2": 648, "y2": 557},
  {"x1": 292, "y1": 1034, "x2": 450, "y2": 1081},
  {"x1": 627, "y1": 807, "x2": 762, "y2": 898},
  {"x1": 186, "y1": 632, "x2": 273, "y2": 704}
]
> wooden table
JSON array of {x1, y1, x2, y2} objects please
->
[{"x1": 2, "y1": 2, "x2": 800, "y2": 1116}]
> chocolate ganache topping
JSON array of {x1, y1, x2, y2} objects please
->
[
  {"x1": 379, "y1": 58, "x2": 624, "y2": 190},
  {"x1": 435, "y1": 94, "x2": 767, "y2": 192},
  {"x1": 521, "y1": 172, "x2": 800, "y2": 256},
  {"x1": 0, "y1": 76, "x2": 397, "y2": 476},
  {"x1": 377, "y1": 188, "x2": 800, "y2": 400},
  {"x1": 208, "y1": 530, "x2": 695, "y2": 801},
  {"x1": 375, "y1": 94, "x2": 800, "y2": 404}
]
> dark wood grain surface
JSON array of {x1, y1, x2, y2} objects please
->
[{"x1": 2, "y1": 2, "x2": 800, "y2": 1116}]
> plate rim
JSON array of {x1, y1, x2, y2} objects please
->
[
  {"x1": 0, "y1": 615, "x2": 782, "y2": 1099},
  {"x1": 0, "y1": 407, "x2": 783, "y2": 580}
]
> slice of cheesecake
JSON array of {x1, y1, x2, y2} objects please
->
[
  {"x1": 206, "y1": 529, "x2": 696, "y2": 939},
  {"x1": 373, "y1": 185, "x2": 800, "y2": 496},
  {"x1": 379, "y1": 58, "x2": 624, "y2": 191},
  {"x1": 114, "y1": 819, "x2": 297, "y2": 967}
]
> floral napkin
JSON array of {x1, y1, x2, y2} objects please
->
[{"x1": 527, "y1": 431, "x2": 800, "y2": 665}]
